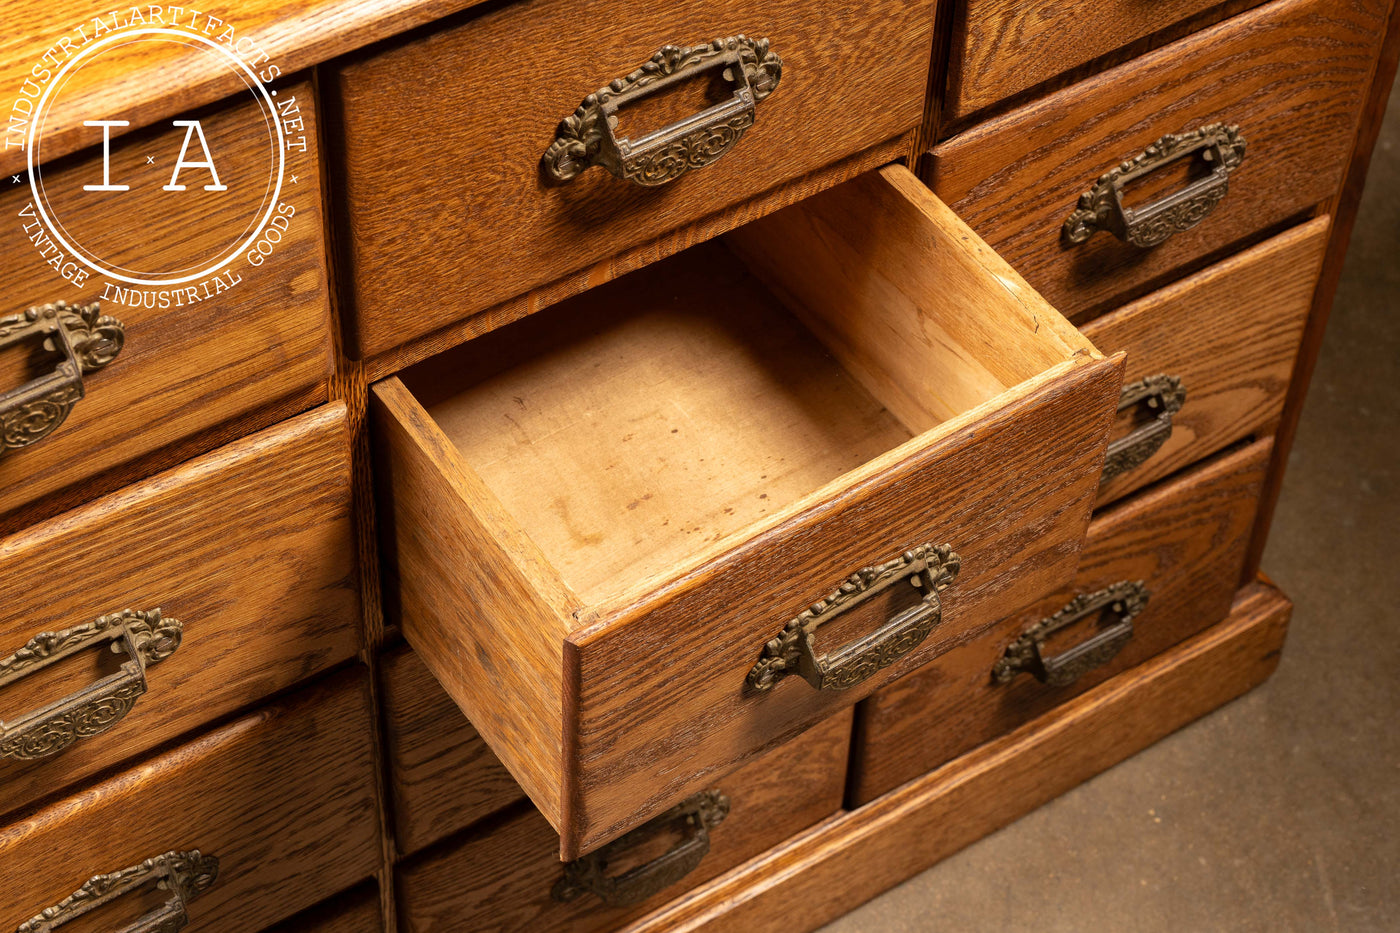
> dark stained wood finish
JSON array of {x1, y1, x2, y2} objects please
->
[
  {"x1": 396, "y1": 711, "x2": 851, "y2": 933},
  {"x1": 330, "y1": 0, "x2": 938, "y2": 358},
  {"x1": 373, "y1": 166, "x2": 1125, "y2": 857},
  {"x1": 0, "y1": 403, "x2": 359, "y2": 820},
  {"x1": 927, "y1": 0, "x2": 1388, "y2": 323},
  {"x1": 261, "y1": 882, "x2": 383, "y2": 933},
  {"x1": 945, "y1": 0, "x2": 1265, "y2": 121},
  {"x1": 850, "y1": 439, "x2": 1272, "y2": 805},
  {"x1": 1088, "y1": 218, "x2": 1327, "y2": 506},
  {"x1": 625, "y1": 582, "x2": 1291, "y2": 933},
  {"x1": 0, "y1": 668, "x2": 381, "y2": 933},
  {"x1": 381, "y1": 645, "x2": 524, "y2": 855},
  {"x1": 0, "y1": 79, "x2": 332, "y2": 530}
]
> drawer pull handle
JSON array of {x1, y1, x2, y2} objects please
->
[
  {"x1": 1101, "y1": 374, "x2": 1187, "y2": 483},
  {"x1": 0, "y1": 609, "x2": 182, "y2": 762},
  {"x1": 18, "y1": 849, "x2": 218, "y2": 932},
  {"x1": 0, "y1": 301, "x2": 124, "y2": 453},
  {"x1": 1062, "y1": 124, "x2": 1246, "y2": 248},
  {"x1": 552, "y1": 790, "x2": 729, "y2": 907},
  {"x1": 747, "y1": 544, "x2": 961, "y2": 693},
  {"x1": 993, "y1": 581, "x2": 1149, "y2": 688},
  {"x1": 542, "y1": 36, "x2": 782, "y2": 187}
]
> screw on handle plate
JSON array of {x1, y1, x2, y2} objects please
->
[
  {"x1": 18, "y1": 849, "x2": 218, "y2": 933},
  {"x1": 1101, "y1": 374, "x2": 1187, "y2": 484},
  {"x1": 0, "y1": 609, "x2": 182, "y2": 761},
  {"x1": 552, "y1": 790, "x2": 729, "y2": 907},
  {"x1": 541, "y1": 36, "x2": 782, "y2": 187},
  {"x1": 1062, "y1": 124, "x2": 1246, "y2": 248},
  {"x1": 993, "y1": 581, "x2": 1149, "y2": 688},
  {"x1": 747, "y1": 543, "x2": 961, "y2": 693},
  {"x1": 0, "y1": 301, "x2": 124, "y2": 453}
]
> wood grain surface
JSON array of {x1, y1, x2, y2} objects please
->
[
  {"x1": 1088, "y1": 218, "x2": 1327, "y2": 506},
  {"x1": 0, "y1": 403, "x2": 359, "y2": 821},
  {"x1": 0, "y1": 0, "x2": 486, "y2": 178},
  {"x1": 622, "y1": 582, "x2": 1292, "y2": 933},
  {"x1": 0, "y1": 78, "x2": 332, "y2": 529},
  {"x1": 850, "y1": 439, "x2": 1272, "y2": 804},
  {"x1": 262, "y1": 882, "x2": 382, "y2": 933},
  {"x1": 397, "y1": 710, "x2": 851, "y2": 933},
  {"x1": 0, "y1": 667, "x2": 381, "y2": 933},
  {"x1": 381, "y1": 644, "x2": 524, "y2": 855},
  {"x1": 329, "y1": 0, "x2": 936, "y2": 358},
  {"x1": 928, "y1": 0, "x2": 1387, "y2": 322},
  {"x1": 945, "y1": 0, "x2": 1265, "y2": 121}
]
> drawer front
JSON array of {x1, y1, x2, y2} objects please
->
[
  {"x1": 382, "y1": 645, "x2": 524, "y2": 855},
  {"x1": 397, "y1": 710, "x2": 851, "y2": 933},
  {"x1": 332, "y1": 0, "x2": 936, "y2": 359},
  {"x1": 1089, "y1": 218, "x2": 1327, "y2": 505},
  {"x1": 0, "y1": 78, "x2": 332, "y2": 528},
  {"x1": 929, "y1": 0, "x2": 1386, "y2": 322},
  {"x1": 263, "y1": 883, "x2": 382, "y2": 933},
  {"x1": 849, "y1": 438, "x2": 1272, "y2": 805},
  {"x1": 947, "y1": 0, "x2": 1265, "y2": 121},
  {"x1": 0, "y1": 404, "x2": 359, "y2": 819},
  {"x1": 0, "y1": 668, "x2": 380, "y2": 932}
]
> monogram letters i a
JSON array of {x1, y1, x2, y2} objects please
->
[{"x1": 81, "y1": 119, "x2": 227, "y2": 192}]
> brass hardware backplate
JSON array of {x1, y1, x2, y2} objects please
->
[
  {"x1": 18, "y1": 850, "x2": 218, "y2": 933},
  {"x1": 1102, "y1": 374, "x2": 1187, "y2": 483},
  {"x1": 542, "y1": 36, "x2": 782, "y2": 187},
  {"x1": 994, "y1": 581, "x2": 1149, "y2": 688}
]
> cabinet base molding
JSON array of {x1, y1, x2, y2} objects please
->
[{"x1": 622, "y1": 581, "x2": 1290, "y2": 933}]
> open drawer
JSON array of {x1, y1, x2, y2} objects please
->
[{"x1": 371, "y1": 165, "x2": 1125, "y2": 857}]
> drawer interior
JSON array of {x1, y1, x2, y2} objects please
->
[{"x1": 398, "y1": 166, "x2": 1094, "y2": 607}]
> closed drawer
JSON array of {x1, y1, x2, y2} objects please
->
[
  {"x1": 1091, "y1": 218, "x2": 1327, "y2": 505},
  {"x1": 382, "y1": 644, "x2": 524, "y2": 855},
  {"x1": 397, "y1": 710, "x2": 850, "y2": 933},
  {"x1": 849, "y1": 438, "x2": 1273, "y2": 805},
  {"x1": 946, "y1": 0, "x2": 1265, "y2": 122},
  {"x1": 263, "y1": 883, "x2": 382, "y2": 933},
  {"x1": 0, "y1": 668, "x2": 380, "y2": 932},
  {"x1": 0, "y1": 404, "x2": 359, "y2": 819},
  {"x1": 0, "y1": 78, "x2": 332, "y2": 528},
  {"x1": 929, "y1": 0, "x2": 1385, "y2": 322},
  {"x1": 372, "y1": 165, "x2": 1125, "y2": 857},
  {"x1": 331, "y1": 0, "x2": 937, "y2": 359}
]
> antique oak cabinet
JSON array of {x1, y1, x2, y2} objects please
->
[{"x1": 0, "y1": 0, "x2": 1395, "y2": 929}]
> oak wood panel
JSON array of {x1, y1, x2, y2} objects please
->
[
  {"x1": 330, "y1": 0, "x2": 937, "y2": 358},
  {"x1": 850, "y1": 439, "x2": 1272, "y2": 804},
  {"x1": 0, "y1": 667, "x2": 381, "y2": 933},
  {"x1": 381, "y1": 645, "x2": 524, "y2": 855},
  {"x1": 0, "y1": 403, "x2": 359, "y2": 820},
  {"x1": 0, "y1": 0, "x2": 488, "y2": 178},
  {"x1": 0, "y1": 79, "x2": 332, "y2": 528},
  {"x1": 1088, "y1": 218, "x2": 1327, "y2": 506},
  {"x1": 945, "y1": 0, "x2": 1265, "y2": 121},
  {"x1": 928, "y1": 0, "x2": 1387, "y2": 322},
  {"x1": 623, "y1": 582, "x2": 1291, "y2": 933},
  {"x1": 374, "y1": 167, "x2": 1125, "y2": 856},
  {"x1": 397, "y1": 710, "x2": 851, "y2": 933},
  {"x1": 262, "y1": 882, "x2": 382, "y2": 933}
]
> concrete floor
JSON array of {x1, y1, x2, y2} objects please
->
[{"x1": 822, "y1": 77, "x2": 1400, "y2": 932}]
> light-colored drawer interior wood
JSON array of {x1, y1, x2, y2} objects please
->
[
  {"x1": 396, "y1": 710, "x2": 851, "y2": 933},
  {"x1": 373, "y1": 164, "x2": 1124, "y2": 857},
  {"x1": 382, "y1": 644, "x2": 524, "y2": 855},
  {"x1": 331, "y1": 0, "x2": 937, "y2": 359},
  {"x1": 850, "y1": 438, "x2": 1273, "y2": 804},
  {"x1": 0, "y1": 667, "x2": 381, "y2": 933},
  {"x1": 1089, "y1": 218, "x2": 1326, "y2": 505},
  {"x1": 0, "y1": 403, "x2": 359, "y2": 820},
  {"x1": 0, "y1": 78, "x2": 332, "y2": 531}
]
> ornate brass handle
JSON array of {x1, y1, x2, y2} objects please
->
[
  {"x1": 1101, "y1": 374, "x2": 1187, "y2": 483},
  {"x1": 1062, "y1": 124, "x2": 1246, "y2": 248},
  {"x1": 552, "y1": 790, "x2": 729, "y2": 907},
  {"x1": 18, "y1": 850, "x2": 218, "y2": 932},
  {"x1": 542, "y1": 36, "x2": 782, "y2": 187},
  {"x1": 993, "y1": 581, "x2": 1149, "y2": 688},
  {"x1": 747, "y1": 544, "x2": 961, "y2": 693},
  {"x1": 0, "y1": 609, "x2": 182, "y2": 761},
  {"x1": 0, "y1": 301, "x2": 124, "y2": 453}
]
